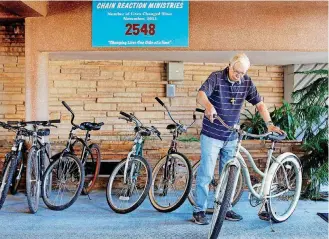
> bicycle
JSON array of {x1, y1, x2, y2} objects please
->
[
  {"x1": 0, "y1": 121, "x2": 29, "y2": 209},
  {"x1": 194, "y1": 109, "x2": 302, "y2": 239},
  {"x1": 22, "y1": 120, "x2": 60, "y2": 213},
  {"x1": 148, "y1": 97, "x2": 194, "y2": 212},
  {"x1": 42, "y1": 101, "x2": 103, "y2": 210},
  {"x1": 106, "y1": 111, "x2": 161, "y2": 214}
]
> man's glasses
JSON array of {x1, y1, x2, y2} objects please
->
[{"x1": 232, "y1": 67, "x2": 247, "y2": 77}]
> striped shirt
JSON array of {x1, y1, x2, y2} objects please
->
[{"x1": 199, "y1": 67, "x2": 262, "y2": 141}]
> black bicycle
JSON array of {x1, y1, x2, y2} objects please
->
[
  {"x1": 21, "y1": 120, "x2": 60, "y2": 213},
  {"x1": 148, "y1": 97, "x2": 194, "y2": 212},
  {"x1": 41, "y1": 101, "x2": 103, "y2": 211},
  {"x1": 0, "y1": 121, "x2": 29, "y2": 209}
]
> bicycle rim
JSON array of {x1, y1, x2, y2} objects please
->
[
  {"x1": 106, "y1": 156, "x2": 151, "y2": 213},
  {"x1": 149, "y1": 153, "x2": 192, "y2": 212},
  {"x1": 42, "y1": 154, "x2": 84, "y2": 210},
  {"x1": 268, "y1": 157, "x2": 302, "y2": 222}
]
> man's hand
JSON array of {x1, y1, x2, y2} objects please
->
[
  {"x1": 205, "y1": 103, "x2": 217, "y2": 123},
  {"x1": 267, "y1": 124, "x2": 286, "y2": 135}
]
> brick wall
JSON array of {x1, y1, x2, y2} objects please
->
[
  {"x1": 48, "y1": 60, "x2": 284, "y2": 141},
  {"x1": 0, "y1": 21, "x2": 25, "y2": 140}
]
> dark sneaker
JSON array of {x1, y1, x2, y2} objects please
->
[
  {"x1": 259, "y1": 211, "x2": 270, "y2": 221},
  {"x1": 192, "y1": 211, "x2": 209, "y2": 225},
  {"x1": 225, "y1": 210, "x2": 243, "y2": 221}
]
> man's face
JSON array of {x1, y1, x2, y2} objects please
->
[{"x1": 229, "y1": 61, "x2": 249, "y2": 81}]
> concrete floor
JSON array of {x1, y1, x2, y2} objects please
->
[{"x1": 0, "y1": 190, "x2": 327, "y2": 239}]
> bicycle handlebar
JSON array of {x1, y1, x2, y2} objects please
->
[
  {"x1": 62, "y1": 101, "x2": 80, "y2": 129},
  {"x1": 155, "y1": 97, "x2": 165, "y2": 107},
  {"x1": 155, "y1": 97, "x2": 196, "y2": 130},
  {"x1": 7, "y1": 120, "x2": 60, "y2": 127},
  {"x1": 195, "y1": 108, "x2": 287, "y2": 141},
  {"x1": 119, "y1": 111, "x2": 142, "y2": 127},
  {"x1": 120, "y1": 111, "x2": 132, "y2": 119}
]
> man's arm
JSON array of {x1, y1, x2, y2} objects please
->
[
  {"x1": 197, "y1": 91, "x2": 216, "y2": 123},
  {"x1": 256, "y1": 101, "x2": 285, "y2": 134}
]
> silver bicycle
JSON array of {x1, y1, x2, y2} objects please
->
[{"x1": 194, "y1": 109, "x2": 302, "y2": 239}]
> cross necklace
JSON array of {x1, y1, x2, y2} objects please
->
[{"x1": 230, "y1": 83, "x2": 239, "y2": 105}]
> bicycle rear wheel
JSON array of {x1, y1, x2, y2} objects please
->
[
  {"x1": 106, "y1": 156, "x2": 151, "y2": 214},
  {"x1": 42, "y1": 153, "x2": 84, "y2": 211},
  {"x1": 0, "y1": 153, "x2": 17, "y2": 209},
  {"x1": 149, "y1": 152, "x2": 192, "y2": 212},
  {"x1": 10, "y1": 151, "x2": 24, "y2": 195},
  {"x1": 188, "y1": 160, "x2": 244, "y2": 213},
  {"x1": 81, "y1": 144, "x2": 101, "y2": 195},
  {"x1": 267, "y1": 156, "x2": 302, "y2": 223},
  {"x1": 26, "y1": 147, "x2": 40, "y2": 214},
  {"x1": 209, "y1": 165, "x2": 239, "y2": 239}
]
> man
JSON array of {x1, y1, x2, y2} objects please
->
[{"x1": 192, "y1": 53, "x2": 285, "y2": 225}]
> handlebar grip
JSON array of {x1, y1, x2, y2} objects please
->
[
  {"x1": 193, "y1": 113, "x2": 196, "y2": 121},
  {"x1": 155, "y1": 97, "x2": 165, "y2": 106},
  {"x1": 120, "y1": 111, "x2": 131, "y2": 119},
  {"x1": 62, "y1": 101, "x2": 74, "y2": 114},
  {"x1": 195, "y1": 108, "x2": 205, "y2": 113},
  {"x1": 49, "y1": 119, "x2": 61, "y2": 124}
]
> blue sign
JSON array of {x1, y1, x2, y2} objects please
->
[{"x1": 92, "y1": 1, "x2": 189, "y2": 47}]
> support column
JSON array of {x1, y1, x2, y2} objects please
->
[{"x1": 25, "y1": 18, "x2": 49, "y2": 121}]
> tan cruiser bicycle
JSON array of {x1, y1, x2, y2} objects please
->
[{"x1": 194, "y1": 109, "x2": 302, "y2": 239}]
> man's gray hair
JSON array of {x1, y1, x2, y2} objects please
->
[{"x1": 229, "y1": 53, "x2": 250, "y2": 68}]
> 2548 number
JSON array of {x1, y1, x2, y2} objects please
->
[{"x1": 125, "y1": 24, "x2": 155, "y2": 36}]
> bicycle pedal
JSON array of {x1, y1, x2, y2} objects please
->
[{"x1": 119, "y1": 196, "x2": 130, "y2": 201}]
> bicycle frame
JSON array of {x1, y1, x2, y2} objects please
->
[
  {"x1": 218, "y1": 136, "x2": 294, "y2": 203},
  {"x1": 123, "y1": 135, "x2": 144, "y2": 184},
  {"x1": 30, "y1": 126, "x2": 51, "y2": 183},
  {"x1": 61, "y1": 127, "x2": 93, "y2": 166}
]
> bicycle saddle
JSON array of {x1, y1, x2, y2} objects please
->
[
  {"x1": 140, "y1": 131, "x2": 151, "y2": 137},
  {"x1": 267, "y1": 132, "x2": 287, "y2": 141},
  {"x1": 37, "y1": 128, "x2": 50, "y2": 136},
  {"x1": 166, "y1": 124, "x2": 177, "y2": 130},
  {"x1": 79, "y1": 122, "x2": 104, "y2": 131}
]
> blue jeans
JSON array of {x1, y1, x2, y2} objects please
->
[{"x1": 194, "y1": 134, "x2": 238, "y2": 213}]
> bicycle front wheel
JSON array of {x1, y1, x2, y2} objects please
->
[
  {"x1": 0, "y1": 153, "x2": 17, "y2": 209},
  {"x1": 149, "y1": 152, "x2": 192, "y2": 212},
  {"x1": 26, "y1": 147, "x2": 40, "y2": 214},
  {"x1": 267, "y1": 155, "x2": 302, "y2": 223},
  {"x1": 188, "y1": 160, "x2": 244, "y2": 213},
  {"x1": 106, "y1": 156, "x2": 151, "y2": 214},
  {"x1": 42, "y1": 153, "x2": 84, "y2": 211},
  {"x1": 209, "y1": 165, "x2": 239, "y2": 239}
]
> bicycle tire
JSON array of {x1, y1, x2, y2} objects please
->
[
  {"x1": 149, "y1": 152, "x2": 192, "y2": 212},
  {"x1": 26, "y1": 147, "x2": 40, "y2": 214},
  {"x1": 10, "y1": 151, "x2": 24, "y2": 195},
  {"x1": 81, "y1": 144, "x2": 101, "y2": 195},
  {"x1": 209, "y1": 165, "x2": 239, "y2": 239},
  {"x1": 188, "y1": 160, "x2": 244, "y2": 213},
  {"x1": 0, "y1": 153, "x2": 18, "y2": 209},
  {"x1": 41, "y1": 153, "x2": 84, "y2": 211},
  {"x1": 106, "y1": 156, "x2": 152, "y2": 214},
  {"x1": 267, "y1": 155, "x2": 302, "y2": 223}
]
